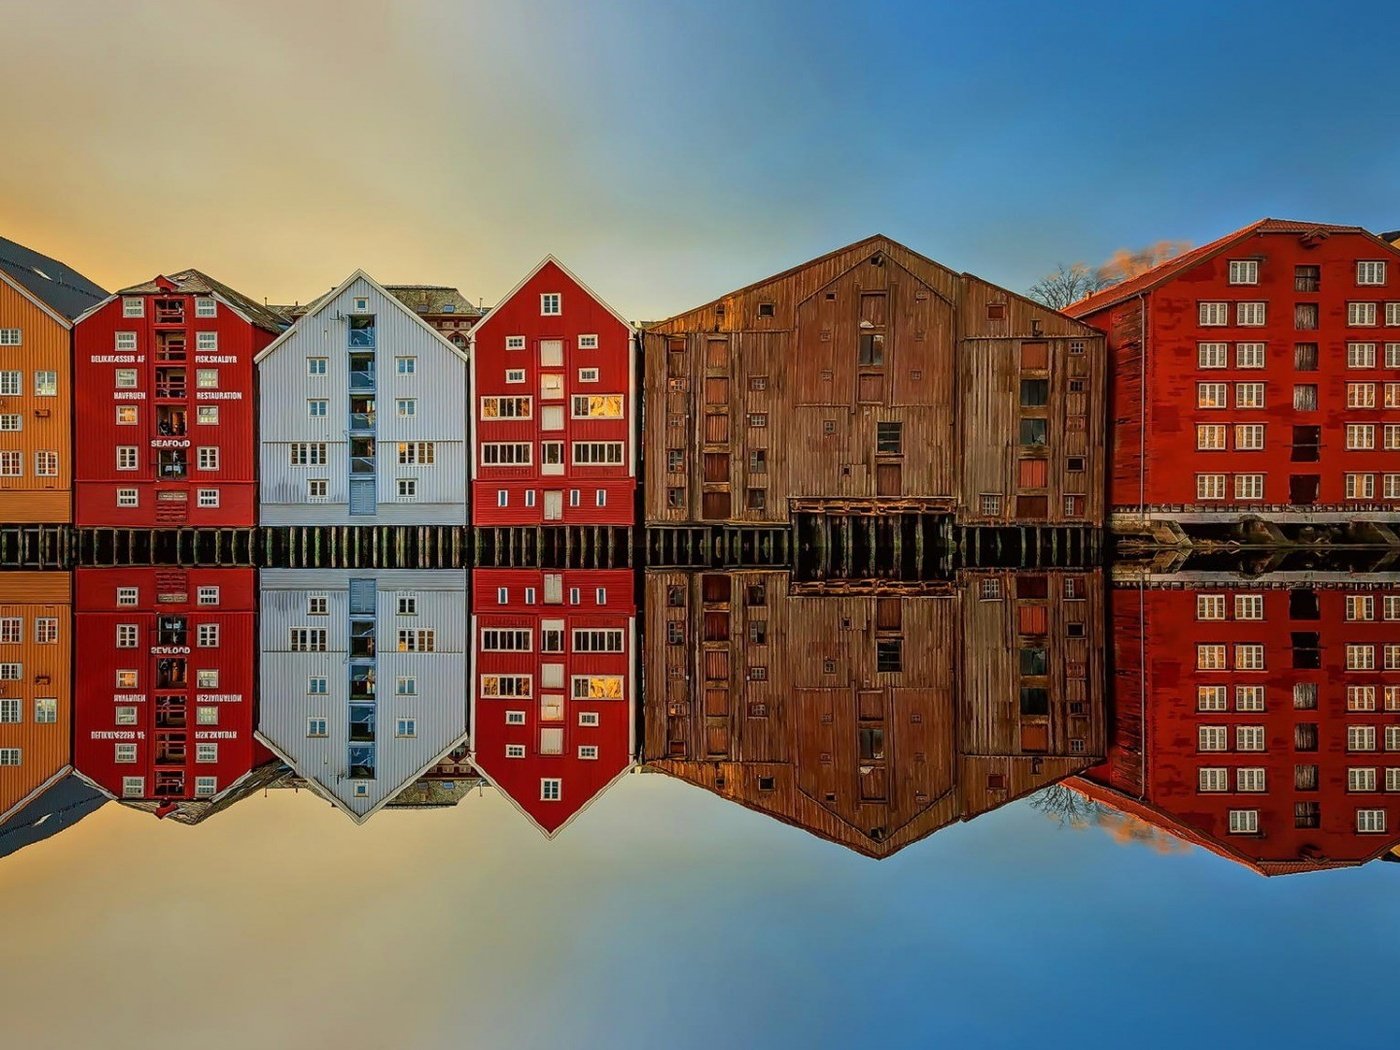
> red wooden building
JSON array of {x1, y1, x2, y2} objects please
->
[
  {"x1": 469, "y1": 257, "x2": 636, "y2": 526},
  {"x1": 73, "y1": 568, "x2": 267, "y2": 808},
  {"x1": 1068, "y1": 220, "x2": 1400, "y2": 533},
  {"x1": 1074, "y1": 574, "x2": 1400, "y2": 875},
  {"x1": 470, "y1": 569, "x2": 635, "y2": 836},
  {"x1": 72, "y1": 270, "x2": 283, "y2": 527}
]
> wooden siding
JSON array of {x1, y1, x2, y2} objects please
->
[
  {"x1": 0, "y1": 276, "x2": 72, "y2": 523},
  {"x1": 644, "y1": 236, "x2": 1104, "y2": 526},
  {"x1": 0, "y1": 572, "x2": 72, "y2": 822},
  {"x1": 643, "y1": 568, "x2": 1105, "y2": 857}
]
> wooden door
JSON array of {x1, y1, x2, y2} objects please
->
[
  {"x1": 543, "y1": 490, "x2": 563, "y2": 521},
  {"x1": 876, "y1": 462, "x2": 900, "y2": 496},
  {"x1": 349, "y1": 478, "x2": 375, "y2": 516}
]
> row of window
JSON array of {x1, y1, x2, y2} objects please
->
[
  {"x1": 307, "y1": 398, "x2": 420, "y2": 418},
  {"x1": 0, "y1": 617, "x2": 60, "y2": 644},
  {"x1": 0, "y1": 451, "x2": 60, "y2": 477},
  {"x1": 1225, "y1": 808, "x2": 1388, "y2": 835},
  {"x1": 481, "y1": 675, "x2": 624, "y2": 701},
  {"x1": 0, "y1": 370, "x2": 58, "y2": 396},
  {"x1": 109, "y1": 741, "x2": 222, "y2": 764},
  {"x1": 109, "y1": 330, "x2": 222, "y2": 352},
  {"x1": 0, "y1": 698, "x2": 58, "y2": 723},
  {"x1": 110, "y1": 488, "x2": 222, "y2": 509},
  {"x1": 114, "y1": 586, "x2": 221, "y2": 606},
  {"x1": 1197, "y1": 642, "x2": 1400, "y2": 670},
  {"x1": 1197, "y1": 381, "x2": 1400, "y2": 409},
  {"x1": 1198, "y1": 301, "x2": 1400, "y2": 327},
  {"x1": 121, "y1": 296, "x2": 219, "y2": 319},
  {"x1": 502, "y1": 743, "x2": 600, "y2": 761},
  {"x1": 113, "y1": 405, "x2": 222, "y2": 425},
  {"x1": 479, "y1": 394, "x2": 625, "y2": 419},
  {"x1": 1196, "y1": 593, "x2": 1400, "y2": 621},
  {"x1": 1200, "y1": 725, "x2": 1400, "y2": 752},
  {"x1": 289, "y1": 441, "x2": 437, "y2": 466},
  {"x1": 479, "y1": 627, "x2": 625, "y2": 653},
  {"x1": 114, "y1": 774, "x2": 219, "y2": 798},
  {"x1": 480, "y1": 441, "x2": 625, "y2": 467},
  {"x1": 304, "y1": 593, "x2": 420, "y2": 616},
  {"x1": 111, "y1": 704, "x2": 223, "y2": 726},
  {"x1": 113, "y1": 623, "x2": 220, "y2": 647},
  {"x1": 493, "y1": 488, "x2": 614, "y2": 510},
  {"x1": 1197, "y1": 684, "x2": 1400, "y2": 712},
  {"x1": 501, "y1": 331, "x2": 600, "y2": 350},
  {"x1": 1196, "y1": 423, "x2": 1400, "y2": 451},
  {"x1": 111, "y1": 668, "x2": 221, "y2": 689},
  {"x1": 307, "y1": 355, "x2": 418, "y2": 376},
  {"x1": 1224, "y1": 260, "x2": 1390, "y2": 287},
  {"x1": 1196, "y1": 341, "x2": 1400, "y2": 370},
  {"x1": 288, "y1": 628, "x2": 437, "y2": 652},
  {"x1": 1201, "y1": 766, "x2": 1400, "y2": 794},
  {"x1": 1195, "y1": 473, "x2": 1400, "y2": 501}
]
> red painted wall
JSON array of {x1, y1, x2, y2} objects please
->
[
  {"x1": 74, "y1": 285, "x2": 272, "y2": 526},
  {"x1": 1087, "y1": 583, "x2": 1400, "y2": 868},
  {"x1": 1079, "y1": 230, "x2": 1400, "y2": 514},
  {"x1": 471, "y1": 260, "x2": 635, "y2": 526},
  {"x1": 471, "y1": 568, "x2": 634, "y2": 835},
  {"x1": 73, "y1": 568, "x2": 266, "y2": 803}
]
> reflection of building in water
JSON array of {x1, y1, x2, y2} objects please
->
[
  {"x1": 257, "y1": 570, "x2": 469, "y2": 823},
  {"x1": 643, "y1": 570, "x2": 1104, "y2": 857},
  {"x1": 1075, "y1": 573, "x2": 1400, "y2": 875},
  {"x1": 472, "y1": 570, "x2": 635, "y2": 837},
  {"x1": 74, "y1": 569, "x2": 267, "y2": 812},
  {"x1": 0, "y1": 573, "x2": 73, "y2": 825}
]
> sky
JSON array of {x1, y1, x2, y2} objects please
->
[
  {"x1": 2, "y1": 773, "x2": 1399, "y2": 1050},
  {"x1": 2, "y1": 0, "x2": 1399, "y2": 321}
]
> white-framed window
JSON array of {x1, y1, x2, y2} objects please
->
[
  {"x1": 540, "y1": 777, "x2": 562, "y2": 801},
  {"x1": 1236, "y1": 302, "x2": 1266, "y2": 326},
  {"x1": 307, "y1": 478, "x2": 328, "y2": 501},
  {"x1": 1346, "y1": 424, "x2": 1376, "y2": 450},
  {"x1": 506, "y1": 335, "x2": 527, "y2": 351},
  {"x1": 1348, "y1": 686, "x2": 1377, "y2": 712},
  {"x1": 1348, "y1": 342, "x2": 1378, "y2": 368},
  {"x1": 305, "y1": 594, "x2": 328, "y2": 616},
  {"x1": 0, "y1": 371, "x2": 19, "y2": 397},
  {"x1": 1386, "y1": 596, "x2": 1400, "y2": 622},
  {"x1": 196, "y1": 743, "x2": 218, "y2": 764},
  {"x1": 1235, "y1": 342, "x2": 1265, "y2": 368},
  {"x1": 307, "y1": 399, "x2": 327, "y2": 417},
  {"x1": 480, "y1": 676, "x2": 533, "y2": 701},
  {"x1": 307, "y1": 677, "x2": 328, "y2": 696},
  {"x1": 1388, "y1": 768, "x2": 1400, "y2": 792},
  {"x1": 116, "y1": 623, "x2": 138, "y2": 647},
  {"x1": 1388, "y1": 726, "x2": 1400, "y2": 751},
  {"x1": 1357, "y1": 260, "x2": 1388, "y2": 286},
  {"x1": 1389, "y1": 474, "x2": 1400, "y2": 501},
  {"x1": 196, "y1": 368, "x2": 218, "y2": 389},
  {"x1": 1346, "y1": 594, "x2": 1375, "y2": 621},
  {"x1": 578, "y1": 333, "x2": 599, "y2": 349},
  {"x1": 289, "y1": 627, "x2": 328, "y2": 652},
  {"x1": 196, "y1": 705, "x2": 219, "y2": 726},
  {"x1": 289, "y1": 443, "x2": 328, "y2": 466},
  {"x1": 1234, "y1": 474, "x2": 1264, "y2": 501},
  {"x1": 1236, "y1": 725, "x2": 1265, "y2": 751},
  {"x1": 396, "y1": 356, "x2": 417, "y2": 375},
  {"x1": 397, "y1": 629, "x2": 435, "y2": 652},
  {"x1": 1348, "y1": 725, "x2": 1377, "y2": 751},
  {"x1": 396, "y1": 593, "x2": 417, "y2": 616},
  {"x1": 579, "y1": 710, "x2": 602, "y2": 727},
  {"x1": 1197, "y1": 382, "x2": 1228, "y2": 408},
  {"x1": 1198, "y1": 725, "x2": 1228, "y2": 751},
  {"x1": 197, "y1": 488, "x2": 218, "y2": 510},
  {"x1": 1388, "y1": 383, "x2": 1400, "y2": 408},
  {"x1": 193, "y1": 775, "x2": 217, "y2": 798},
  {"x1": 122, "y1": 296, "x2": 144, "y2": 318},
  {"x1": 571, "y1": 394, "x2": 625, "y2": 419},
  {"x1": 1234, "y1": 382, "x2": 1265, "y2": 408},
  {"x1": 1197, "y1": 685, "x2": 1228, "y2": 712},
  {"x1": 0, "y1": 662, "x2": 20, "y2": 681},
  {"x1": 506, "y1": 710, "x2": 527, "y2": 725},
  {"x1": 1349, "y1": 302, "x2": 1378, "y2": 326},
  {"x1": 572, "y1": 441, "x2": 626, "y2": 465},
  {"x1": 396, "y1": 441, "x2": 434, "y2": 465},
  {"x1": 1357, "y1": 808, "x2": 1388, "y2": 833},
  {"x1": 496, "y1": 489, "x2": 508, "y2": 507},
  {"x1": 33, "y1": 450, "x2": 58, "y2": 477},
  {"x1": 1346, "y1": 473, "x2": 1375, "y2": 500},
  {"x1": 34, "y1": 618, "x2": 56, "y2": 643},
  {"x1": 1388, "y1": 304, "x2": 1400, "y2": 326},
  {"x1": 576, "y1": 744, "x2": 599, "y2": 760},
  {"x1": 0, "y1": 698, "x2": 19, "y2": 723},
  {"x1": 1228, "y1": 809, "x2": 1259, "y2": 834},
  {"x1": 0, "y1": 327, "x2": 21, "y2": 346},
  {"x1": 1197, "y1": 342, "x2": 1228, "y2": 369},
  {"x1": 1198, "y1": 767, "x2": 1228, "y2": 792},
  {"x1": 114, "y1": 743, "x2": 137, "y2": 763},
  {"x1": 1236, "y1": 685, "x2": 1265, "y2": 712},
  {"x1": 540, "y1": 293, "x2": 561, "y2": 316},
  {"x1": 1347, "y1": 643, "x2": 1376, "y2": 670},
  {"x1": 481, "y1": 628, "x2": 531, "y2": 652},
  {"x1": 195, "y1": 331, "x2": 218, "y2": 351},
  {"x1": 481, "y1": 442, "x2": 532, "y2": 466},
  {"x1": 1228, "y1": 259, "x2": 1259, "y2": 285},
  {"x1": 480, "y1": 396, "x2": 533, "y2": 419},
  {"x1": 197, "y1": 624, "x2": 219, "y2": 647},
  {"x1": 506, "y1": 744, "x2": 526, "y2": 759},
  {"x1": 396, "y1": 398, "x2": 416, "y2": 417},
  {"x1": 116, "y1": 586, "x2": 138, "y2": 606},
  {"x1": 572, "y1": 628, "x2": 625, "y2": 653},
  {"x1": 1233, "y1": 594, "x2": 1263, "y2": 620},
  {"x1": 1387, "y1": 643, "x2": 1400, "y2": 671},
  {"x1": 396, "y1": 718, "x2": 417, "y2": 738},
  {"x1": 1199, "y1": 302, "x2": 1229, "y2": 326},
  {"x1": 116, "y1": 446, "x2": 139, "y2": 471},
  {"x1": 1233, "y1": 424, "x2": 1265, "y2": 451},
  {"x1": 0, "y1": 414, "x2": 21, "y2": 431},
  {"x1": 352, "y1": 296, "x2": 370, "y2": 313},
  {"x1": 396, "y1": 478, "x2": 417, "y2": 500},
  {"x1": 195, "y1": 296, "x2": 217, "y2": 318},
  {"x1": 114, "y1": 365, "x2": 138, "y2": 387},
  {"x1": 395, "y1": 676, "x2": 417, "y2": 697},
  {"x1": 34, "y1": 698, "x2": 56, "y2": 724},
  {"x1": 505, "y1": 368, "x2": 526, "y2": 384},
  {"x1": 197, "y1": 669, "x2": 218, "y2": 689},
  {"x1": 121, "y1": 776, "x2": 144, "y2": 798},
  {"x1": 197, "y1": 446, "x2": 219, "y2": 471},
  {"x1": 1195, "y1": 423, "x2": 1227, "y2": 451},
  {"x1": 197, "y1": 406, "x2": 218, "y2": 425},
  {"x1": 1197, "y1": 643, "x2": 1226, "y2": 670},
  {"x1": 114, "y1": 669, "x2": 137, "y2": 688},
  {"x1": 1236, "y1": 767, "x2": 1266, "y2": 792},
  {"x1": 307, "y1": 357, "x2": 328, "y2": 376},
  {"x1": 1385, "y1": 425, "x2": 1400, "y2": 450},
  {"x1": 579, "y1": 367, "x2": 599, "y2": 383},
  {"x1": 0, "y1": 450, "x2": 22, "y2": 477}
]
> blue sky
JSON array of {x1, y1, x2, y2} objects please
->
[{"x1": 1, "y1": 1, "x2": 1396, "y2": 317}]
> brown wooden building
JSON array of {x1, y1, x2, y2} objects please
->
[
  {"x1": 642, "y1": 569, "x2": 1104, "y2": 857},
  {"x1": 642, "y1": 236, "x2": 1104, "y2": 528}
]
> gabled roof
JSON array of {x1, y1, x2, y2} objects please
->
[
  {"x1": 0, "y1": 235, "x2": 108, "y2": 323},
  {"x1": 0, "y1": 773, "x2": 106, "y2": 861},
  {"x1": 98, "y1": 267, "x2": 286, "y2": 333},
  {"x1": 471, "y1": 758, "x2": 635, "y2": 839},
  {"x1": 254, "y1": 269, "x2": 468, "y2": 364},
  {"x1": 470, "y1": 254, "x2": 633, "y2": 336},
  {"x1": 383, "y1": 285, "x2": 483, "y2": 318},
  {"x1": 1384, "y1": 230, "x2": 1400, "y2": 244},
  {"x1": 1066, "y1": 218, "x2": 1393, "y2": 318}
]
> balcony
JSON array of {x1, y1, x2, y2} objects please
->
[
  {"x1": 156, "y1": 406, "x2": 188, "y2": 436},
  {"x1": 158, "y1": 451, "x2": 188, "y2": 480},
  {"x1": 155, "y1": 368, "x2": 187, "y2": 400},
  {"x1": 153, "y1": 299, "x2": 185, "y2": 325},
  {"x1": 157, "y1": 332, "x2": 187, "y2": 361},
  {"x1": 350, "y1": 396, "x2": 376, "y2": 432}
]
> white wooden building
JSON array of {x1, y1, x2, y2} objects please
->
[
  {"x1": 256, "y1": 271, "x2": 469, "y2": 525},
  {"x1": 255, "y1": 569, "x2": 469, "y2": 822}
]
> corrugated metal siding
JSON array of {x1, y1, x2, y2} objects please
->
[
  {"x1": 259, "y1": 277, "x2": 468, "y2": 526},
  {"x1": 0, "y1": 572, "x2": 72, "y2": 821},
  {"x1": 0, "y1": 278, "x2": 71, "y2": 523},
  {"x1": 257, "y1": 568, "x2": 468, "y2": 819}
]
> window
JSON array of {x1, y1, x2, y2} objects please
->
[
  {"x1": 482, "y1": 676, "x2": 532, "y2": 699},
  {"x1": 1348, "y1": 382, "x2": 1376, "y2": 408},
  {"x1": 197, "y1": 406, "x2": 218, "y2": 425},
  {"x1": 1196, "y1": 473, "x2": 1226, "y2": 500},
  {"x1": 1348, "y1": 725, "x2": 1377, "y2": 751},
  {"x1": 191, "y1": 296, "x2": 217, "y2": 318},
  {"x1": 397, "y1": 478, "x2": 417, "y2": 499},
  {"x1": 1232, "y1": 342, "x2": 1264, "y2": 369},
  {"x1": 0, "y1": 698, "x2": 19, "y2": 723},
  {"x1": 1236, "y1": 302, "x2": 1266, "y2": 326},
  {"x1": 290, "y1": 443, "x2": 328, "y2": 466},
  {"x1": 505, "y1": 335, "x2": 527, "y2": 351},
  {"x1": 306, "y1": 356, "x2": 328, "y2": 376},
  {"x1": 1348, "y1": 342, "x2": 1378, "y2": 368},
  {"x1": 1019, "y1": 418, "x2": 1048, "y2": 446},
  {"x1": 481, "y1": 628, "x2": 531, "y2": 652},
  {"x1": 115, "y1": 446, "x2": 139, "y2": 471},
  {"x1": 1293, "y1": 384, "x2": 1318, "y2": 411},
  {"x1": 1389, "y1": 304, "x2": 1400, "y2": 326},
  {"x1": 572, "y1": 441, "x2": 625, "y2": 465},
  {"x1": 579, "y1": 711, "x2": 601, "y2": 727},
  {"x1": 1349, "y1": 302, "x2": 1378, "y2": 326},
  {"x1": 32, "y1": 450, "x2": 57, "y2": 477},
  {"x1": 571, "y1": 394, "x2": 624, "y2": 419},
  {"x1": 195, "y1": 368, "x2": 218, "y2": 390},
  {"x1": 1228, "y1": 259, "x2": 1259, "y2": 285},
  {"x1": 1237, "y1": 768, "x2": 1267, "y2": 792},
  {"x1": 1388, "y1": 474, "x2": 1400, "y2": 500},
  {"x1": 114, "y1": 670, "x2": 137, "y2": 689},
  {"x1": 1347, "y1": 643, "x2": 1376, "y2": 670},
  {"x1": 395, "y1": 718, "x2": 417, "y2": 738},
  {"x1": 117, "y1": 587, "x2": 138, "y2": 606},
  {"x1": 117, "y1": 488, "x2": 140, "y2": 508},
  {"x1": 307, "y1": 479, "x2": 328, "y2": 500},
  {"x1": 505, "y1": 368, "x2": 526, "y2": 384},
  {"x1": 481, "y1": 442, "x2": 531, "y2": 466},
  {"x1": 0, "y1": 327, "x2": 20, "y2": 346},
  {"x1": 193, "y1": 743, "x2": 217, "y2": 764},
  {"x1": 398, "y1": 629, "x2": 435, "y2": 652},
  {"x1": 1234, "y1": 382, "x2": 1265, "y2": 408},
  {"x1": 1197, "y1": 382, "x2": 1228, "y2": 408},
  {"x1": 307, "y1": 399, "x2": 327, "y2": 417},
  {"x1": 572, "y1": 629, "x2": 625, "y2": 653},
  {"x1": 1236, "y1": 725, "x2": 1265, "y2": 751},
  {"x1": 195, "y1": 447, "x2": 219, "y2": 472},
  {"x1": 1234, "y1": 424, "x2": 1264, "y2": 450},
  {"x1": 1357, "y1": 260, "x2": 1388, "y2": 285},
  {"x1": 1346, "y1": 473, "x2": 1375, "y2": 500},
  {"x1": 1199, "y1": 767, "x2": 1229, "y2": 792},
  {"x1": 113, "y1": 366, "x2": 139, "y2": 388},
  {"x1": 114, "y1": 743, "x2": 137, "y2": 764},
  {"x1": 289, "y1": 628, "x2": 328, "y2": 652},
  {"x1": 1233, "y1": 594, "x2": 1263, "y2": 620},
  {"x1": 1348, "y1": 687, "x2": 1377, "y2": 712},
  {"x1": 1388, "y1": 425, "x2": 1400, "y2": 451},
  {"x1": 1234, "y1": 685, "x2": 1265, "y2": 712},
  {"x1": 1347, "y1": 424, "x2": 1376, "y2": 450},
  {"x1": 1358, "y1": 809, "x2": 1388, "y2": 833},
  {"x1": 34, "y1": 698, "x2": 56, "y2": 724},
  {"x1": 123, "y1": 297, "x2": 144, "y2": 317},
  {"x1": 540, "y1": 293, "x2": 561, "y2": 315},
  {"x1": 396, "y1": 356, "x2": 417, "y2": 375},
  {"x1": 1233, "y1": 474, "x2": 1264, "y2": 501},
  {"x1": 1346, "y1": 594, "x2": 1375, "y2": 621},
  {"x1": 1196, "y1": 594, "x2": 1226, "y2": 620},
  {"x1": 0, "y1": 414, "x2": 20, "y2": 431},
  {"x1": 194, "y1": 331, "x2": 218, "y2": 352},
  {"x1": 540, "y1": 778, "x2": 562, "y2": 801},
  {"x1": 480, "y1": 396, "x2": 533, "y2": 419},
  {"x1": 397, "y1": 442, "x2": 435, "y2": 465},
  {"x1": 196, "y1": 624, "x2": 219, "y2": 648},
  {"x1": 1228, "y1": 810, "x2": 1259, "y2": 834},
  {"x1": 116, "y1": 624, "x2": 138, "y2": 647},
  {"x1": 1197, "y1": 644, "x2": 1227, "y2": 670},
  {"x1": 876, "y1": 639, "x2": 902, "y2": 673},
  {"x1": 0, "y1": 450, "x2": 21, "y2": 477},
  {"x1": 1197, "y1": 342, "x2": 1228, "y2": 369},
  {"x1": 505, "y1": 744, "x2": 526, "y2": 759},
  {"x1": 1199, "y1": 302, "x2": 1229, "y2": 326},
  {"x1": 34, "y1": 618, "x2": 57, "y2": 643},
  {"x1": 196, "y1": 669, "x2": 219, "y2": 689},
  {"x1": 1197, "y1": 686, "x2": 1228, "y2": 712},
  {"x1": 0, "y1": 662, "x2": 20, "y2": 681}
]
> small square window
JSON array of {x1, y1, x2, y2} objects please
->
[{"x1": 540, "y1": 293, "x2": 561, "y2": 316}]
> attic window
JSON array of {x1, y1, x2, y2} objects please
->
[
  {"x1": 758, "y1": 302, "x2": 775, "y2": 317},
  {"x1": 758, "y1": 776, "x2": 775, "y2": 791},
  {"x1": 988, "y1": 302, "x2": 1007, "y2": 320},
  {"x1": 825, "y1": 292, "x2": 836, "y2": 301},
  {"x1": 353, "y1": 297, "x2": 369, "y2": 313},
  {"x1": 443, "y1": 304, "x2": 456, "y2": 313}
]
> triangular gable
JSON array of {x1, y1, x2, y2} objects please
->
[
  {"x1": 468, "y1": 752, "x2": 634, "y2": 839},
  {"x1": 470, "y1": 254, "x2": 633, "y2": 338}
]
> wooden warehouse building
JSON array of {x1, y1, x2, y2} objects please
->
[
  {"x1": 643, "y1": 235, "x2": 1104, "y2": 529},
  {"x1": 1073, "y1": 572, "x2": 1400, "y2": 876},
  {"x1": 0, "y1": 237, "x2": 108, "y2": 523},
  {"x1": 642, "y1": 569, "x2": 1104, "y2": 857},
  {"x1": 1068, "y1": 219, "x2": 1400, "y2": 535}
]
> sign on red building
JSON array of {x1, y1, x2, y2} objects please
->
[
  {"x1": 470, "y1": 569, "x2": 635, "y2": 836},
  {"x1": 469, "y1": 258, "x2": 636, "y2": 526},
  {"x1": 72, "y1": 270, "x2": 283, "y2": 527}
]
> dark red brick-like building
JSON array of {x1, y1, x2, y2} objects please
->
[
  {"x1": 469, "y1": 258, "x2": 635, "y2": 526},
  {"x1": 1068, "y1": 220, "x2": 1400, "y2": 532},
  {"x1": 73, "y1": 568, "x2": 266, "y2": 807},
  {"x1": 73, "y1": 270, "x2": 282, "y2": 526},
  {"x1": 1075, "y1": 574, "x2": 1400, "y2": 875}
]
